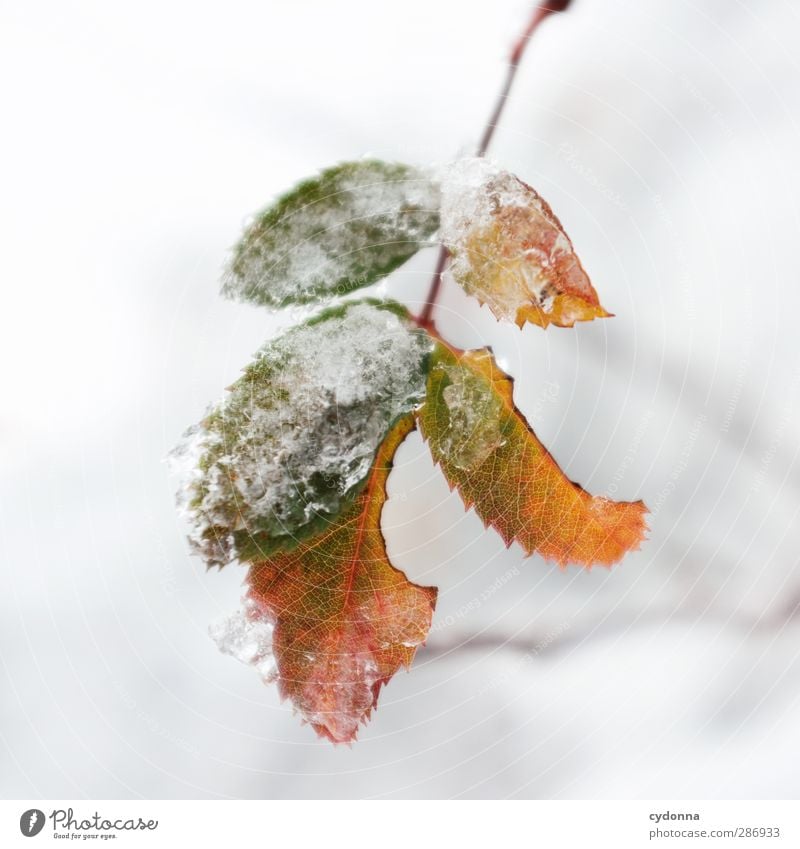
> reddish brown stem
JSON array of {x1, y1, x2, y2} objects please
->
[
  {"x1": 416, "y1": 245, "x2": 449, "y2": 332},
  {"x1": 416, "y1": 0, "x2": 571, "y2": 330}
]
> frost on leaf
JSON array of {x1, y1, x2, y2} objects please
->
[
  {"x1": 419, "y1": 343, "x2": 647, "y2": 566},
  {"x1": 223, "y1": 160, "x2": 440, "y2": 308},
  {"x1": 439, "y1": 363, "x2": 506, "y2": 470},
  {"x1": 232, "y1": 415, "x2": 436, "y2": 743},
  {"x1": 210, "y1": 598, "x2": 277, "y2": 682},
  {"x1": 175, "y1": 300, "x2": 433, "y2": 566},
  {"x1": 439, "y1": 158, "x2": 611, "y2": 329}
]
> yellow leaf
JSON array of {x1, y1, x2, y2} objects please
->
[
  {"x1": 418, "y1": 343, "x2": 647, "y2": 566},
  {"x1": 441, "y1": 159, "x2": 611, "y2": 328}
]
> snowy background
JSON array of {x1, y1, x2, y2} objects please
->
[{"x1": 2, "y1": 0, "x2": 800, "y2": 798}]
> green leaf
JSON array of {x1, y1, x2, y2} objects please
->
[
  {"x1": 223, "y1": 161, "x2": 440, "y2": 308},
  {"x1": 175, "y1": 299, "x2": 433, "y2": 566}
]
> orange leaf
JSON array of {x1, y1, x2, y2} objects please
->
[
  {"x1": 418, "y1": 343, "x2": 647, "y2": 566},
  {"x1": 440, "y1": 159, "x2": 611, "y2": 328},
  {"x1": 244, "y1": 415, "x2": 436, "y2": 743}
]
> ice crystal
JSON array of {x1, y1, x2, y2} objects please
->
[
  {"x1": 209, "y1": 597, "x2": 277, "y2": 682},
  {"x1": 439, "y1": 360, "x2": 506, "y2": 470},
  {"x1": 439, "y1": 157, "x2": 506, "y2": 237},
  {"x1": 176, "y1": 300, "x2": 432, "y2": 566},
  {"x1": 223, "y1": 160, "x2": 440, "y2": 308}
]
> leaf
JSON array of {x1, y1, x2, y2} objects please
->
[
  {"x1": 418, "y1": 342, "x2": 647, "y2": 566},
  {"x1": 223, "y1": 160, "x2": 440, "y2": 308},
  {"x1": 439, "y1": 158, "x2": 611, "y2": 328},
  {"x1": 174, "y1": 300, "x2": 433, "y2": 566},
  {"x1": 243, "y1": 414, "x2": 437, "y2": 743}
]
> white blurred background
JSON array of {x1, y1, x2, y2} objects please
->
[{"x1": 2, "y1": 0, "x2": 800, "y2": 798}]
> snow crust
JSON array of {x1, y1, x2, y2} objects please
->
[
  {"x1": 224, "y1": 162, "x2": 440, "y2": 306},
  {"x1": 174, "y1": 302, "x2": 431, "y2": 565}
]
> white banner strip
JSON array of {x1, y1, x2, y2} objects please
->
[{"x1": 1, "y1": 800, "x2": 797, "y2": 848}]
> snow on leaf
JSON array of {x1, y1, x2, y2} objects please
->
[
  {"x1": 239, "y1": 414, "x2": 436, "y2": 744},
  {"x1": 223, "y1": 160, "x2": 440, "y2": 308},
  {"x1": 175, "y1": 300, "x2": 433, "y2": 567},
  {"x1": 439, "y1": 158, "x2": 611, "y2": 328},
  {"x1": 210, "y1": 598, "x2": 277, "y2": 682},
  {"x1": 418, "y1": 343, "x2": 647, "y2": 567}
]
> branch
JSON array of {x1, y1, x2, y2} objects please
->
[{"x1": 417, "y1": 1, "x2": 572, "y2": 330}]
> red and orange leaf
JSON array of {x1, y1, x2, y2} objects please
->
[
  {"x1": 244, "y1": 414, "x2": 436, "y2": 743},
  {"x1": 418, "y1": 343, "x2": 647, "y2": 566},
  {"x1": 440, "y1": 158, "x2": 611, "y2": 328}
]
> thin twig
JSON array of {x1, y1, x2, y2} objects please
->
[
  {"x1": 416, "y1": 245, "x2": 449, "y2": 331},
  {"x1": 416, "y1": 1, "x2": 571, "y2": 329}
]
